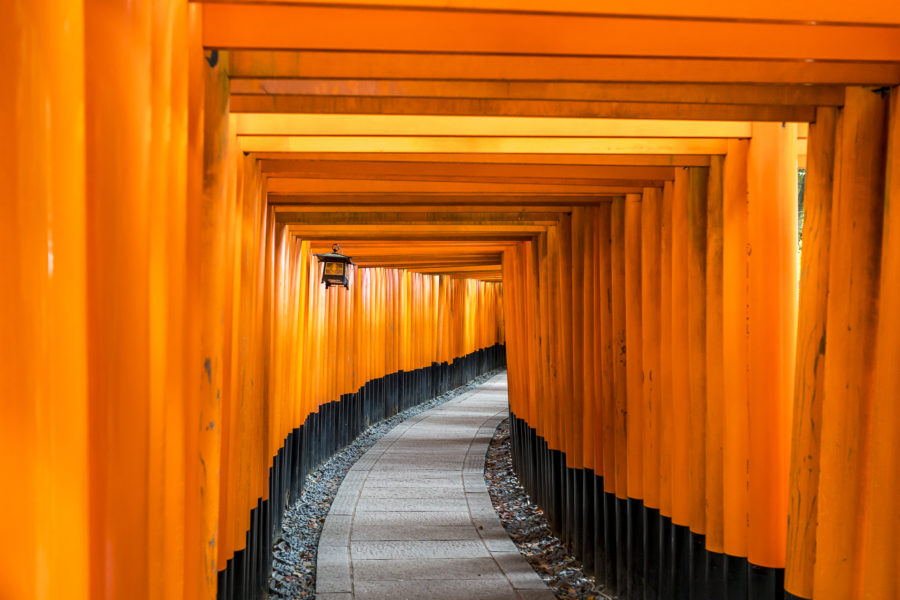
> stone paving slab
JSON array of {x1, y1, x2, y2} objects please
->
[
  {"x1": 352, "y1": 557, "x2": 506, "y2": 581},
  {"x1": 317, "y1": 372, "x2": 554, "y2": 599},
  {"x1": 355, "y1": 497, "x2": 471, "y2": 512},
  {"x1": 353, "y1": 579, "x2": 519, "y2": 600},
  {"x1": 358, "y1": 486, "x2": 467, "y2": 499}
]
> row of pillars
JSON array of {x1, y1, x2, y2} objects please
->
[
  {"x1": 1, "y1": 2, "x2": 506, "y2": 599},
  {"x1": 503, "y1": 87, "x2": 900, "y2": 599}
]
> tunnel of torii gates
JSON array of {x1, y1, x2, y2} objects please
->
[{"x1": 3, "y1": 2, "x2": 900, "y2": 600}]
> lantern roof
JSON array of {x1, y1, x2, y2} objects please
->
[
  {"x1": 314, "y1": 251, "x2": 353, "y2": 263},
  {"x1": 315, "y1": 243, "x2": 354, "y2": 264}
]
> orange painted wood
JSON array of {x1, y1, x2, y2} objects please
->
[
  {"x1": 229, "y1": 50, "x2": 900, "y2": 85},
  {"x1": 641, "y1": 187, "x2": 662, "y2": 510},
  {"x1": 658, "y1": 181, "x2": 674, "y2": 519},
  {"x1": 271, "y1": 194, "x2": 630, "y2": 206},
  {"x1": 232, "y1": 79, "x2": 843, "y2": 107},
  {"x1": 0, "y1": 1, "x2": 89, "y2": 596},
  {"x1": 267, "y1": 178, "x2": 645, "y2": 195},
  {"x1": 218, "y1": 0, "x2": 900, "y2": 25},
  {"x1": 183, "y1": 6, "x2": 212, "y2": 596},
  {"x1": 814, "y1": 87, "x2": 888, "y2": 594},
  {"x1": 582, "y1": 208, "x2": 597, "y2": 473},
  {"x1": 571, "y1": 207, "x2": 587, "y2": 470},
  {"x1": 260, "y1": 159, "x2": 676, "y2": 182},
  {"x1": 722, "y1": 139, "x2": 750, "y2": 558},
  {"x1": 253, "y1": 152, "x2": 713, "y2": 167},
  {"x1": 610, "y1": 197, "x2": 629, "y2": 498},
  {"x1": 203, "y1": 4, "x2": 900, "y2": 62},
  {"x1": 670, "y1": 168, "x2": 691, "y2": 526},
  {"x1": 558, "y1": 214, "x2": 577, "y2": 467},
  {"x1": 84, "y1": 0, "x2": 154, "y2": 593},
  {"x1": 231, "y1": 95, "x2": 817, "y2": 122},
  {"x1": 784, "y1": 106, "x2": 837, "y2": 599},
  {"x1": 235, "y1": 114, "x2": 751, "y2": 138},
  {"x1": 245, "y1": 136, "x2": 729, "y2": 156},
  {"x1": 746, "y1": 121, "x2": 798, "y2": 569},
  {"x1": 597, "y1": 204, "x2": 617, "y2": 493},
  {"x1": 624, "y1": 193, "x2": 644, "y2": 500},
  {"x1": 687, "y1": 167, "x2": 709, "y2": 535},
  {"x1": 705, "y1": 157, "x2": 725, "y2": 554},
  {"x1": 147, "y1": 2, "x2": 190, "y2": 594},
  {"x1": 861, "y1": 85, "x2": 900, "y2": 600}
]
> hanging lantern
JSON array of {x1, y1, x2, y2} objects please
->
[{"x1": 315, "y1": 243, "x2": 353, "y2": 289}]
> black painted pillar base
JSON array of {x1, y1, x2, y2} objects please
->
[{"x1": 581, "y1": 468, "x2": 595, "y2": 575}]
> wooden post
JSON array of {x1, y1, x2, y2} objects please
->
[
  {"x1": 598, "y1": 204, "x2": 616, "y2": 498},
  {"x1": 784, "y1": 106, "x2": 838, "y2": 600},
  {"x1": 705, "y1": 156, "x2": 726, "y2": 562},
  {"x1": 861, "y1": 85, "x2": 900, "y2": 600},
  {"x1": 687, "y1": 167, "x2": 709, "y2": 542},
  {"x1": 84, "y1": 0, "x2": 154, "y2": 594},
  {"x1": 611, "y1": 195, "x2": 628, "y2": 594},
  {"x1": 0, "y1": 1, "x2": 89, "y2": 597},
  {"x1": 747, "y1": 121, "x2": 798, "y2": 571},
  {"x1": 625, "y1": 194, "x2": 644, "y2": 501},
  {"x1": 722, "y1": 139, "x2": 750, "y2": 564},
  {"x1": 625, "y1": 192, "x2": 644, "y2": 597},
  {"x1": 611, "y1": 197, "x2": 629, "y2": 501},
  {"x1": 814, "y1": 86, "x2": 888, "y2": 597},
  {"x1": 659, "y1": 181, "x2": 674, "y2": 524},
  {"x1": 582, "y1": 209, "x2": 596, "y2": 475},
  {"x1": 670, "y1": 169, "x2": 691, "y2": 530},
  {"x1": 571, "y1": 208, "x2": 586, "y2": 473},
  {"x1": 641, "y1": 188, "x2": 663, "y2": 512}
]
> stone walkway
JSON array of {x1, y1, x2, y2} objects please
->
[{"x1": 316, "y1": 372, "x2": 555, "y2": 600}]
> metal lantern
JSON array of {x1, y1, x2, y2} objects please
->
[{"x1": 315, "y1": 243, "x2": 354, "y2": 289}]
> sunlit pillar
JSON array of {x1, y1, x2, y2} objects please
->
[
  {"x1": 0, "y1": 1, "x2": 89, "y2": 598},
  {"x1": 746, "y1": 121, "x2": 799, "y2": 581}
]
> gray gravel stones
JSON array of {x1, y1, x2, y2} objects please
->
[
  {"x1": 484, "y1": 420, "x2": 611, "y2": 600},
  {"x1": 267, "y1": 370, "x2": 503, "y2": 600}
]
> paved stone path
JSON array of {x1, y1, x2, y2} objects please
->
[{"x1": 316, "y1": 372, "x2": 555, "y2": 600}]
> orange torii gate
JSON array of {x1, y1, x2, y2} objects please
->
[{"x1": 2, "y1": 2, "x2": 900, "y2": 600}]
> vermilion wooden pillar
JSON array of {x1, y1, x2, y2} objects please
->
[
  {"x1": 722, "y1": 139, "x2": 750, "y2": 571},
  {"x1": 641, "y1": 186, "x2": 663, "y2": 599},
  {"x1": 597, "y1": 202, "x2": 617, "y2": 549},
  {"x1": 784, "y1": 106, "x2": 838, "y2": 600},
  {"x1": 658, "y1": 181, "x2": 674, "y2": 533},
  {"x1": 148, "y1": 1, "x2": 189, "y2": 596},
  {"x1": 687, "y1": 167, "x2": 709, "y2": 558},
  {"x1": 670, "y1": 168, "x2": 692, "y2": 596},
  {"x1": 814, "y1": 87, "x2": 888, "y2": 598},
  {"x1": 571, "y1": 206, "x2": 586, "y2": 464},
  {"x1": 582, "y1": 208, "x2": 597, "y2": 477},
  {"x1": 184, "y1": 5, "x2": 217, "y2": 598},
  {"x1": 625, "y1": 193, "x2": 644, "y2": 501},
  {"x1": 641, "y1": 187, "x2": 662, "y2": 514},
  {"x1": 705, "y1": 156, "x2": 726, "y2": 590},
  {"x1": 624, "y1": 192, "x2": 644, "y2": 598},
  {"x1": 0, "y1": 1, "x2": 89, "y2": 598},
  {"x1": 670, "y1": 169, "x2": 691, "y2": 535},
  {"x1": 747, "y1": 121, "x2": 798, "y2": 577},
  {"x1": 84, "y1": 0, "x2": 154, "y2": 595},
  {"x1": 610, "y1": 195, "x2": 628, "y2": 594},
  {"x1": 861, "y1": 85, "x2": 900, "y2": 600}
]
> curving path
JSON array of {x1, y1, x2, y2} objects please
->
[{"x1": 315, "y1": 372, "x2": 554, "y2": 600}]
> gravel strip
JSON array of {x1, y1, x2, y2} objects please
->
[
  {"x1": 484, "y1": 419, "x2": 612, "y2": 600},
  {"x1": 267, "y1": 369, "x2": 504, "y2": 600}
]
